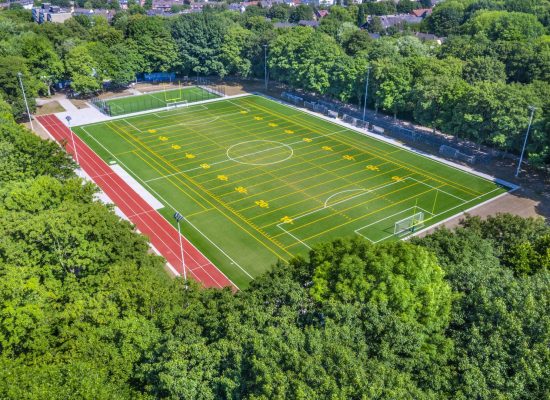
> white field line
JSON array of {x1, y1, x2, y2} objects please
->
[
  {"x1": 405, "y1": 187, "x2": 508, "y2": 240},
  {"x1": 144, "y1": 128, "x2": 348, "y2": 182},
  {"x1": 81, "y1": 126, "x2": 247, "y2": 285},
  {"x1": 227, "y1": 99, "x2": 251, "y2": 112},
  {"x1": 354, "y1": 206, "x2": 433, "y2": 243},
  {"x1": 255, "y1": 93, "x2": 519, "y2": 192},
  {"x1": 276, "y1": 175, "x2": 494, "y2": 249},
  {"x1": 370, "y1": 187, "x2": 504, "y2": 244},
  {"x1": 153, "y1": 104, "x2": 209, "y2": 118},
  {"x1": 183, "y1": 216, "x2": 254, "y2": 279},
  {"x1": 122, "y1": 119, "x2": 143, "y2": 133},
  {"x1": 277, "y1": 225, "x2": 312, "y2": 250},
  {"x1": 278, "y1": 179, "x2": 404, "y2": 227},
  {"x1": 407, "y1": 177, "x2": 467, "y2": 202}
]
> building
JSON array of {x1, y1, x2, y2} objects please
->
[
  {"x1": 32, "y1": 3, "x2": 72, "y2": 24},
  {"x1": 410, "y1": 8, "x2": 432, "y2": 18},
  {"x1": 73, "y1": 8, "x2": 117, "y2": 21},
  {"x1": 151, "y1": 0, "x2": 184, "y2": 11},
  {"x1": 314, "y1": 9, "x2": 328, "y2": 20},
  {"x1": 361, "y1": 14, "x2": 423, "y2": 31}
]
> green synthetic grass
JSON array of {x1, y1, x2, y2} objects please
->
[
  {"x1": 74, "y1": 95, "x2": 508, "y2": 288},
  {"x1": 104, "y1": 86, "x2": 219, "y2": 116}
]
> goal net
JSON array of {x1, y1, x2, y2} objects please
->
[
  {"x1": 166, "y1": 100, "x2": 188, "y2": 110},
  {"x1": 394, "y1": 211, "x2": 424, "y2": 235}
]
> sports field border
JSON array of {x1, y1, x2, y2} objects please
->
[{"x1": 35, "y1": 114, "x2": 237, "y2": 290}]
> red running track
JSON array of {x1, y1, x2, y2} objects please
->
[{"x1": 36, "y1": 114, "x2": 236, "y2": 290}]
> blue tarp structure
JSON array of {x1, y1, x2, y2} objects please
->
[{"x1": 138, "y1": 72, "x2": 175, "y2": 82}]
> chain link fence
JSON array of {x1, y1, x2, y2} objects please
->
[
  {"x1": 280, "y1": 90, "x2": 494, "y2": 165},
  {"x1": 90, "y1": 82, "x2": 225, "y2": 117}
]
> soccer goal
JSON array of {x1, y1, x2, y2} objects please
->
[
  {"x1": 166, "y1": 100, "x2": 188, "y2": 110},
  {"x1": 394, "y1": 211, "x2": 424, "y2": 235}
]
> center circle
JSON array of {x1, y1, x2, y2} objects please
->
[{"x1": 226, "y1": 140, "x2": 293, "y2": 166}]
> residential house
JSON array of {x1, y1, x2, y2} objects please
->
[
  {"x1": 73, "y1": 8, "x2": 117, "y2": 21},
  {"x1": 314, "y1": 9, "x2": 328, "y2": 20},
  {"x1": 151, "y1": 0, "x2": 184, "y2": 11},
  {"x1": 410, "y1": 8, "x2": 432, "y2": 18},
  {"x1": 298, "y1": 19, "x2": 318, "y2": 27},
  {"x1": 32, "y1": 3, "x2": 72, "y2": 24},
  {"x1": 361, "y1": 14, "x2": 422, "y2": 31}
]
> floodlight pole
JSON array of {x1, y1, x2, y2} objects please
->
[
  {"x1": 362, "y1": 65, "x2": 371, "y2": 122},
  {"x1": 515, "y1": 105, "x2": 536, "y2": 178},
  {"x1": 174, "y1": 212, "x2": 187, "y2": 282},
  {"x1": 263, "y1": 44, "x2": 268, "y2": 91},
  {"x1": 17, "y1": 72, "x2": 34, "y2": 131},
  {"x1": 65, "y1": 115, "x2": 79, "y2": 165}
]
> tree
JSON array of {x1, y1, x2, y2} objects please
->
[
  {"x1": 220, "y1": 25, "x2": 252, "y2": 77},
  {"x1": 426, "y1": 1, "x2": 466, "y2": 36},
  {"x1": 397, "y1": 0, "x2": 416, "y2": 14},
  {"x1": 0, "y1": 57, "x2": 38, "y2": 119},
  {"x1": 16, "y1": 32, "x2": 64, "y2": 96},
  {"x1": 357, "y1": 4, "x2": 365, "y2": 27},
  {"x1": 267, "y1": 3, "x2": 290, "y2": 22},
  {"x1": 463, "y1": 56, "x2": 506, "y2": 83},
  {"x1": 171, "y1": 13, "x2": 228, "y2": 76},
  {"x1": 64, "y1": 44, "x2": 100, "y2": 95},
  {"x1": 462, "y1": 10, "x2": 545, "y2": 41},
  {"x1": 371, "y1": 57, "x2": 413, "y2": 118},
  {"x1": 289, "y1": 4, "x2": 313, "y2": 23}
]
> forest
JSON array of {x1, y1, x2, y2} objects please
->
[
  {"x1": 0, "y1": 0, "x2": 549, "y2": 398},
  {"x1": 0, "y1": 0, "x2": 549, "y2": 165}
]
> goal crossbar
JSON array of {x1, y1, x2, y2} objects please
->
[{"x1": 394, "y1": 211, "x2": 424, "y2": 235}]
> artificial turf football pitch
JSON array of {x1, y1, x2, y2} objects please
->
[
  {"x1": 103, "y1": 86, "x2": 219, "y2": 116},
  {"x1": 74, "y1": 95, "x2": 508, "y2": 288}
]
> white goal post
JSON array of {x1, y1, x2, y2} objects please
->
[
  {"x1": 166, "y1": 100, "x2": 188, "y2": 110},
  {"x1": 394, "y1": 211, "x2": 424, "y2": 235}
]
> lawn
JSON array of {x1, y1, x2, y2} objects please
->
[
  {"x1": 102, "y1": 86, "x2": 220, "y2": 116},
  {"x1": 74, "y1": 95, "x2": 508, "y2": 288}
]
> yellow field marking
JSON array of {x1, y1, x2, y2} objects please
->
[
  {"x1": 366, "y1": 165, "x2": 380, "y2": 171},
  {"x1": 244, "y1": 98, "x2": 481, "y2": 197},
  {"x1": 159, "y1": 136, "x2": 168, "y2": 141},
  {"x1": 185, "y1": 153, "x2": 196, "y2": 159},
  {"x1": 200, "y1": 163, "x2": 211, "y2": 169},
  {"x1": 189, "y1": 131, "x2": 344, "y2": 180},
  {"x1": 148, "y1": 129, "x2": 156, "y2": 133},
  {"x1": 186, "y1": 208, "x2": 216, "y2": 218},
  {"x1": 254, "y1": 116, "x2": 263, "y2": 120},
  {"x1": 240, "y1": 110, "x2": 248, "y2": 114},
  {"x1": 255, "y1": 200, "x2": 269, "y2": 209},
  {"x1": 284, "y1": 183, "x2": 443, "y2": 245},
  {"x1": 171, "y1": 144, "x2": 181, "y2": 150},
  {"x1": 268, "y1": 122, "x2": 278, "y2": 127},
  {"x1": 303, "y1": 137, "x2": 312, "y2": 142},
  {"x1": 280, "y1": 216, "x2": 294, "y2": 224},
  {"x1": 132, "y1": 151, "x2": 207, "y2": 211},
  {"x1": 342, "y1": 154, "x2": 355, "y2": 161},
  {"x1": 217, "y1": 174, "x2": 229, "y2": 181},
  {"x1": 235, "y1": 186, "x2": 248, "y2": 194},
  {"x1": 212, "y1": 142, "x2": 383, "y2": 193},
  {"x1": 322, "y1": 145, "x2": 333, "y2": 151},
  {"x1": 106, "y1": 121, "x2": 293, "y2": 260},
  {"x1": 285, "y1": 129, "x2": 294, "y2": 134},
  {"x1": 392, "y1": 176, "x2": 404, "y2": 182},
  {"x1": 255, "y1": 168, "x2": 415, "y2": 226},
  {"x1": 239, "y1": 160, "x2": 397, "y2": 215}
]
